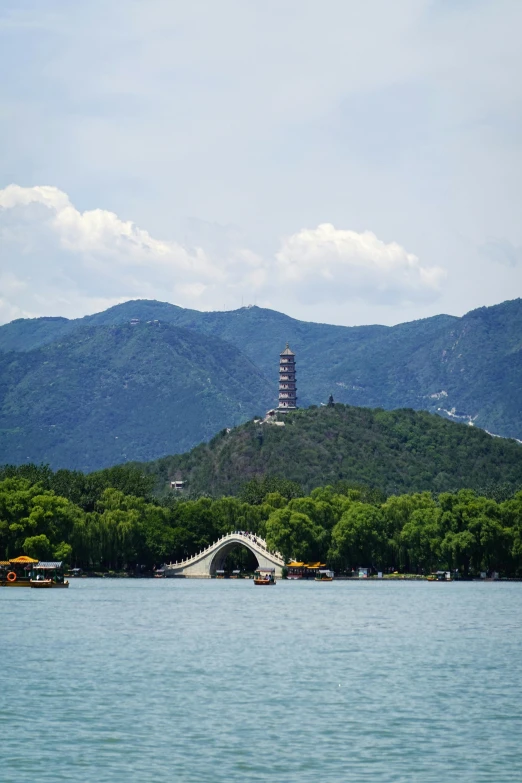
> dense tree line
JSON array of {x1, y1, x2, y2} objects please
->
[{"x1": 1, "y1": 465, "x2": 521, "y2": 576}]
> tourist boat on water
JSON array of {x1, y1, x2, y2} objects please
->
[
  {"x1": 31, "y1": 562, "x2": 69, "y2": 588},
  {"x1": 286, "y1": 561, "x2": 328, "y2": 579},
  {"x1": 0, "y1": 557, "x2": 69, "y2": 588},
  {"x1": 30, "y1": 577, "x2": 54, "y2": 588},
  {"x1": 427, "y1": 571, "x2": 452, "y2": 581},
  {"x1": 1, "y1": 556, "x2": 39, "y2": 587},
  {"x1": 254, "y1": 567, "x2": 276, "y2": 585},
  {"x1": 315, "y1": 569, "x2": 334, "y2": 582}
]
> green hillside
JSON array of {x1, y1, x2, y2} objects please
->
[
  {"x1": 0, "y1": 322, "x2": 273, "y2": 471},
  {"x1": 3, "y1": 298, "x2": 521, "y2": 433},
  {"x1": 1, "y1": 297, "x2": 521, "y2": 470},
  {"x1": 150, "y1": 298, "x2": 522, "y2": 439},
  {"x1": 0, "y1": 316, "x2": 73, "y2": 352},
  {"x1": 137, "y1": 404, "x2": 522, "y2": 497}
]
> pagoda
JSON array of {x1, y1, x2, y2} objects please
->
[{"x1": 278, "y1": 343, "x2": 297, "y2": 412}]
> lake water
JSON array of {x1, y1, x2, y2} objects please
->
[{"x1": 1, "y1": 579, "x2": 522, "y2": 782}]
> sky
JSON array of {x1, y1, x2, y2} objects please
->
[{"x1": 1, "y1": 0, "x2": 521, "y2": 327}]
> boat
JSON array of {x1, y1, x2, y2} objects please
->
[
  {"x1": 1, "y1": 557, "x2": 70, "y2": 587},
  {"x1": 254, "y1": 567, "x2": 276, "y2": 585},
  {"x1": 30, "y1": 578, "x2": 54, "y2": 588},
  {"x1": 30, "y1": 561, "x2": 70, "y2": 588},
  {"x1": 428, "y1": 571, "x2": 452, "y2": 582},
  {"x1": 0, "y1": 556, "x2": 39, "y2": 587},
  {"x1": 315, "y1": 569, "x2": 334, "y2": 582},
  {"x1": 286, "y1": 561, "x2": 328, "y2": 579}
]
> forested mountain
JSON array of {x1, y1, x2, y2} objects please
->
[
  {"x1": 0, "y1": 297, "x2": 521, "y2": 470},
  {"x1": 137, "y1": 405, "x2": 522, "y2": 498},
  {"x1": 0, "y1": 323, "x2": 272, "y2": 471}
]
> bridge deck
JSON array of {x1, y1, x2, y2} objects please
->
[{"x1": 164, "y1": 532, "x2": 284, "y2": 578}]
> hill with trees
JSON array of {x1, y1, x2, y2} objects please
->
[
  {"x1": 0, "y1": 322, "x2": 272, "y2": 471},
  {"x1": 137, "y1": 404, "x2": 522, "y2": 497},
  {"x1": 1, "y1": 297, "x2": 521, "y2": 469}
]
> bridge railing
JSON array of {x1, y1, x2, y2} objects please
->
[{"x1": 166, "y1": 531, "x2": 284, "y2": 567}]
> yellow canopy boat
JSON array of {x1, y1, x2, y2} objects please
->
[{"x1": 1, "y1": 558, "x2": 69, "y2": 588}]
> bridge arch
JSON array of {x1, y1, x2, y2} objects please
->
[
  {"x1": 208, "y1": 538, "x2": 260, "y2": 575},
  {"x1": 164, "y1": 532, "x2": 285, "y2": 578}
]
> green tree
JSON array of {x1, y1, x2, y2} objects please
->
[
  {"x1": 330, "y1": 503, "x2": 385, "y2": 571},
  {"x1": 500, "y1": 491, "x2": 522, "y2": 574},
  {"x1": 383, "y1": 492, "x2": 437, "y2": 570},
  {"x1": 23, "y1": 534, "x2": 52, "y2": 560},
  {"x1": 53, "y1": 541, "x2": 73, "y2": 566},
  {"x1": 0, "y1": 477, "x2": 48, "y2": 558},
  {"x1": 400, "y1": 507, "x2": 443, "y2": 573},
  {"x1": 287, "y1": 497, "x2": 337, "y2": 531},
  {"x1": 266, "y1": 508, "x2": 326, "y2": 562},
  {"x1": 441, "y1": 530, "x2": 475, "y2": 574}
]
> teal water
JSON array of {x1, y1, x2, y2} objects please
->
[{"x1": 1, "y1": 580, "x2": 521, "y2": 782}]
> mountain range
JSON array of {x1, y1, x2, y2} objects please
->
[{"x1": 0, "y1": 297, "x2": 521, "y2": 471}]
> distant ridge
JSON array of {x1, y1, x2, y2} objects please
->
[
  {"x1": 0, "y1": 322, "x2": 273, "y2": 471},
  {"x1": 0, "y1": 297, "x2": 521, "y2": 470}
]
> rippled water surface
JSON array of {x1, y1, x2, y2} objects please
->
[{"x1": 2, "y1": 579, "x2": 522, "y2": 782}]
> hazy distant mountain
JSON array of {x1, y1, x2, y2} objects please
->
[
  {"x1": 0, "y1": 297, "x2": 521, "y2": 470},
  {"x1": 0, "y1": 322, "x2": 273, "y2": 471}
]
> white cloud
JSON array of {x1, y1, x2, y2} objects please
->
[
  {"x1": 0, "y1": 298, "x2": 32, "y2": 324},
  {"x1": 0, "y1": 184, "x2": 446, "y2": 323},
  {"x1": 0, "y1": 184, "x2": 71, "y2": 211},
  {"x1": 276, "y1": 223, "x2": 445, "y2": 304},
  {"x1": 0, "y1": 184, "x2": 218, "y2": 278},
  {"x1": 1, "y1": 2, "x2": 521, "y2": 326},
  {"x1": 0, "y1": 185, "x2": 248, "y2": 319}
]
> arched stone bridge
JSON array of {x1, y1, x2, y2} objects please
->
[{"x1": 164, "y1": 532, "x2": 285, "y2": 578}]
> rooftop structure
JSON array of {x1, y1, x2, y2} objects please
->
[{"x1": 278, "y1": 342, "x2": 297, "y2": 412}]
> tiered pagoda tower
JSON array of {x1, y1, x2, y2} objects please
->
[{"x1": 278, "y1": 343, "x2": 297, "y2": 412}]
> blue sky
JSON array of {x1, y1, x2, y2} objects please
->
[{"x1": 1, "y1": 0, "x2": 521, "y2": 326}]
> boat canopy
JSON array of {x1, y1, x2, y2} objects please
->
[
  {"x1": 9, "y1": 556, "x2": 39, "y2": 564},
  {"x1": 34, "y1": 561, "x2": 63, "y2": 569}
]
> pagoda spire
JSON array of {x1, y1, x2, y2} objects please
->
[{"x1": 277, "y1": 343, "x2": 297, "y2": 412}]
